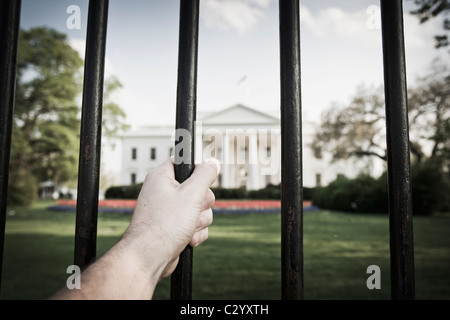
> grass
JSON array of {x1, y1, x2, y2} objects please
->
[{"x1": 1, "y1": 200, "x2": 449, "y2": 299}]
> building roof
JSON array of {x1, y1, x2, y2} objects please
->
[
  {"x1": 124, "y1": 104, "x2": 282, "y2": 137},
  {"x1": 199, "y1": 104, "x2": 279, "y2": 126}
]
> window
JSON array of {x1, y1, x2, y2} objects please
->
[
  {"x1": 131, "y1": 148, "x2": 137, "y2": 160},
  {"x1": 150, "y1": 147, "x2": 156, "y2": 160},
  {"x1": 131, "y1": 173, "x2": 136, "y2": 184},
  {"x1": 315, "y1": 173, "x2": 322, "y2": 187},
  {"x1": 168, "y1": 147, "x2": 173, "y2": 157}
]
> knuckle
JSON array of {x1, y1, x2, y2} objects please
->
[{"x1": 191, "y1": 228, "x2": 209, "y2": 247}]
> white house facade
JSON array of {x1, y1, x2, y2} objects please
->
[{"x1": 120, "y1": 104, "x2": 377, "y2": 189}]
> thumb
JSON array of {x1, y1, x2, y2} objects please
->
[{"x1": 180, "y1": 158, "x2": 220, "y2": 195}]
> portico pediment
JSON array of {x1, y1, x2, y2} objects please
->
[{"x1": 200, "y1": 104, "x2": 279, "y2": 127}]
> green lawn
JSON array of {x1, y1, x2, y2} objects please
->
[{"x1": 1, "y1": 200, "x2": 449, "y2": 300}]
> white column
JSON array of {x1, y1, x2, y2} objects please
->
[
  {"x1": 249, "y1": 132, "x2": 258, "y2": 190},
  {"x1": 221, "y1": 132, "x2": 230, "y2": 188}
]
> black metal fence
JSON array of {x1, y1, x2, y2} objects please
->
[{"x1": 0, "y1": 0, "x2": 414, "y2": 300}]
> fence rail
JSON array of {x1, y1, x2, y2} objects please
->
[
  {"x1": 0, "y1": 0, "x2": 414, "y2": 299},
  {"x1": 0, "y1": 0, "x2": 22, "y2": 292},
  {"x1": 171, "y1": 0, "x2": 200, "y2": 300},
  {"x1": 74, "y1": 0, "x2": 109, "y2": 270},
  {"x1": 380, "y1": 0, "x2": 415, "y2": 300}
]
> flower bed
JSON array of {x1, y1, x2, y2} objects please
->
[
  {"x1": 49, "y1": 199, "x2": 317, "y2": 214},
  {"x1": 56, "y1": 199, "x2": 136, "y2": 208}
]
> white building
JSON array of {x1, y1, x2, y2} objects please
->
[{"x1": 120, "y1": 104, "x2": 376, "y2": 189}]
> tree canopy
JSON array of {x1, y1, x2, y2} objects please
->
[
  {"x1": 311, "y1": 59, "x2": 449, "y2": 171},
  {"x1": 8, "y1": 27, "x2": 128, "y2": 206},
  {"x1": 410, "y1": 0, "x2": 450, "y2": 49}
]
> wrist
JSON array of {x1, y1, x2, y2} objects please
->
[{"x1": 115, "y1": 232, "x2": 170, "y2": 296}]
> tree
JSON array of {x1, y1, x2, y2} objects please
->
[
  {"x1": 8, "y1": 27, "x2": 128, "y2": 206},
  {"x1": 410, "y1": 0, "x2": 450, "y2": 49},
  {"x1": 311, "y1": 59, "x2": 449, "y2": 168},
  {"x1": 102, "y1": 75, "x2": 130, "y2": 148},
  {"x1": 310, "y1": 84, "x2": 388, "y2": 162},
  {"x1": 407, "y1": 59, "x2": 450, "y2": 168},
  {"x1": 8, "y1": 27, "x2": 83, "y2": 206}
]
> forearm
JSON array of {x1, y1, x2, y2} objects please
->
[
  {"x1": 50, "y1": 237, "x2": 167, "y2": 300},
  {"x1": 49, "y1": 157, "x2": 218, "y2": 300}
]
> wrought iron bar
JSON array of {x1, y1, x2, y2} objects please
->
[
  {"x1": 0, "y1": 0, "x2": 22, "y2": 293},
  {"x1": 74, "y1": 0, "x2": 109, "y2": 269},
  {"x1": 170, "y1": 0, "x2": 200, "y2": 300},
  {"x1": 380, "y1": 0, "x2": 415, "y2": 300},
  {"x1": 279, "y1": 0, "x2": 304, "y2": 300}
]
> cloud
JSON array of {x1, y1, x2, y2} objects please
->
[
  {"x1": 403, "y1": 12, "x2": 442, "y2": 49},
  {"x1": 69, "y1": 38, "x2": 86, "y2": 59},
  {"x1": 300, "y1": 5, "x2": 371, "y2": 39},
  {"x1": 300, "y1": 4, "x2": 442, "y2": 51},
  {"x1": 69, "y1": 38, "x2": 115, "y2": 77},
  {"x1": 201, "y1": 0, "x2": 274, "y2": 35}
]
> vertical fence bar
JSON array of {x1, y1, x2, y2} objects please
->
[
  {"x1": 279, "y1": 0, "x2": 304, "y2": 300},
  {"x1": 380, "y1": 0, "x2": 415, "y2": 300},
  {"x1": 0, "y1": 0, "x2": 22, "y2": 292},
  {"x1": 74, "y1": 0, "x2": 109, "y2": 269},
  {"x1": 170, "y1": 0, "x2": 199, "y2": 300}
]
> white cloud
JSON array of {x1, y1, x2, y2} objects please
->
[
  {"x1": 403, "y1": 12, "x2": 442, "y2": 49},
  {"x1": 201, "y1": 0, "x2": 274, "y2": 35},
  {"x1": 300, "y1": 5, "x2": 372, "y2": 39},
  {"x1": 69, "y1": 38, "x2": 115, "y2": 77},
  {"x1": 115, "y1": 88, "x2": 173, "y2": 127},
  {"x1": 69, "y1": 38, "x2": 86, "y2": 59},
  {"x1": 300, "y1": 4, "x2": 443, "y2": 51}
]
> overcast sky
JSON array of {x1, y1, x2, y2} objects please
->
[{"x1": 19, "y1": 0, "x2": 448, "y2": 175}]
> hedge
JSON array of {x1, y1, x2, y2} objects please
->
[
  {"x1": 105, "y1": 181, "x2": 315, "y2": 201},
  {"x1": 313, "y1": 173, "x2": 388, "y2": 214},
  {"x1": 105, "y1": 183, "x2": 143, "y2": 199},
  {"x1": 312, "y1": 159, "x2": 449, "y2": 215}
]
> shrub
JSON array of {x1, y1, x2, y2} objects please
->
[
  {"x1": 313, "y1": 173, "x2": 388, "y2": 214},
  {"x1": 354, "y1": 172, "x2": 388, "y2": 214},
  {"x1": 411, "y1": 159, "x2": 449, "y2": 215},
  {"x1": 313, "y1": 158, "x2": 450, "y2": 216},
  {"x1": 248, "y1": 184, "x2": 280, "y2": 199},
  {"x1": 105, "y1": 183, "x2": 143, "y2": 199},
  {"x1": 212, "y1": 184, "x2": 283, "y2": 200},
  {"x1": 211, "y1": 187, "x2": 248, "y2": 199},
  {"x1": 303, "y1": 187, "x2": 315, "y2": 201},
  {"x1": 7, "y1": 169, "x2": 38, "y2": 207}
]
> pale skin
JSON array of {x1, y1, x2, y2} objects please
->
[{"x1": 50, "y1": 157, "x2": 220, "y2": 300}]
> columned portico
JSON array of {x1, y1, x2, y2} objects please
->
[
  {"x1": 200, "y1": 105, "x2": 282, "y2": 190},
  {"x1": 248, "y1": 132, "x2": 258, "y2": 190},
  {"x1": 218, "y1": 128, "x2": 271, "y2": 191},
  {"x1": 121, "y1": 104, "x2": 372, "y2": 189},
  {"x1": 221, "y1": 132, "x2": 230, "y2": 188}
]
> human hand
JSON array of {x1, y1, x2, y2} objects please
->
[
  {"x1": 122, "y1": 157, "x2": 220, "y2": 280},
  {"x1": 49, "y1": 157, "x2": 220, "y2": 300}
]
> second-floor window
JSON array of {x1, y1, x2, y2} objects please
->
[
  {"x1": 131, "y1": 147, "x2": 137, "y2": 160},
  {"x1": 150, "y1": 147, "x2": 156, "y2": 160}
]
